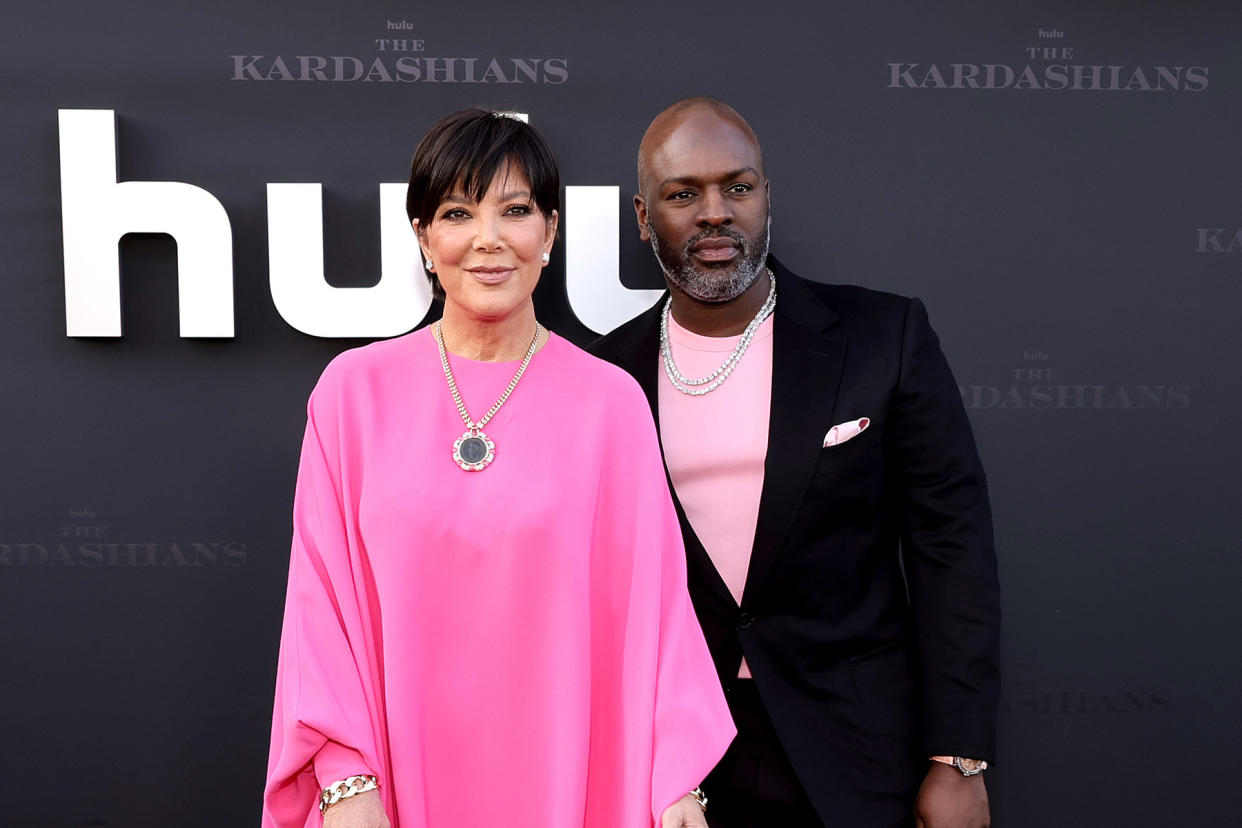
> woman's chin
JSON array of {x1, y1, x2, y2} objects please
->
[{"x1": 446, "y1": 282, "x2": 537, "y2": 322}]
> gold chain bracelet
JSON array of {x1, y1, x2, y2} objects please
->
[{"x1": 319, "y1": 774, "x2": 379, "y2": 813}]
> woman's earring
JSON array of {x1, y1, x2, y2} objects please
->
[
  {"x1": 541, "y1": 252, "x2": 550, "y2": 264},
  {"x1": 424, "y1": 260, "x2": 435, "y2": 272}
]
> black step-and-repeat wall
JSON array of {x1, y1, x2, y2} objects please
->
[{"x1": 3, "y1": 2, "x2": 1240, "y2": 825}]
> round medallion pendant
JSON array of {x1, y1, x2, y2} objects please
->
[{"x1": 453, "y1": 430, "x2": 495, "y2": 471}]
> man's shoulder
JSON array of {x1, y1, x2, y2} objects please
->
[
  {"x1": 585, "y1": 264, "x2": 921, "y2": 362},
  {"x1": 784, "y1": 270, "x2": 912, "y2": 321},
  {"x1": 776, "y1": 265, "x2": 918, "y2": 341},
  {"x1": 586, "y1": 299, "x2": 663, "y2": 365}
]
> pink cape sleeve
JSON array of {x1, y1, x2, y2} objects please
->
[
  {"x1": 585, "y1": 376, "x2": 736, "y2": 827},
  {"x1": 262, "y1": 377, "x2": 393, "y2": 827}
]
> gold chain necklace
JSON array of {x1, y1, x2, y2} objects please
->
[{"x1": 433, "y1": 320, "x2": 542, "y2": 471}]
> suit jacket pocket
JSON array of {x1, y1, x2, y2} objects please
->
[
  {"x1": 813, "y1": 427, "x2": 880, "y2": 475},
  {"x1": 847, "y1": 639, "x2": 917, "y2": 739}
]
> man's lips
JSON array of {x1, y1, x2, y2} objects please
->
[{"x1": 690, "y1": 237, "x2": 740, "y2": 262}]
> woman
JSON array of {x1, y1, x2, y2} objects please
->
[{"x1": 262, "y1": 110, "x2": 734, "y2": 828}]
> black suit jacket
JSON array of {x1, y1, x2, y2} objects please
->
[{"x1": 589, "y1": 259, "x2": 1000, "y2": 826}]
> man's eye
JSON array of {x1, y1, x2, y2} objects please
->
[
  {"x1": 727, "y1": 183, "x2": 753, "y2": 194},
  {"x1": 668, "y1": 190, "x2": 694, "y2": 201}
]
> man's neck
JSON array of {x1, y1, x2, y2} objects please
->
[{"x1": 667, "y1": 268, "x2": 772, "y2": 337}]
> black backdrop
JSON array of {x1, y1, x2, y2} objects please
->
[{"x1": 3, "y1": 2, "x2": 1240, "y2": 825}]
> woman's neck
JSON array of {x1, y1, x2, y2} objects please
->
[{"x1": 438, "y1": 301, "x2": 541, "y2": 361}]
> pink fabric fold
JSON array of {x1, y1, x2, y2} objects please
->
[
  {"x1": 262, "y1": 329, "x2": 734, "y2": 827},
  {"x1": 822, "y1": 416, "x2": 870, "y2": 447}
]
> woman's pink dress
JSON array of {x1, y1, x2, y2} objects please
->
[{"x1": 262, "y1": 328, "x2": 734, "y2": 827}]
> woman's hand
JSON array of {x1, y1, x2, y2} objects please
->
[
  {"x1": 322, "y1": 789, "x2": 390, "y2": 828},
  {"x1": 661, "y1": 793, "x2": 708, "y2": 828}
]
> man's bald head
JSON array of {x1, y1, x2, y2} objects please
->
[
  {"x1": 632, "y1": 98, "x2": 771, "y2": 307},
  {"x1": 637, "y1": 98, "x2": 764, "y2": 196}
]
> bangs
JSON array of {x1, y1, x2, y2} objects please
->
[{"x1": 407, "y1": 110, "x2": 560, "y2": 228}]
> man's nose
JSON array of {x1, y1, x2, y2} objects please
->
[{"x1": 696, "y1": 188, "x2": 732, "y2": 227}]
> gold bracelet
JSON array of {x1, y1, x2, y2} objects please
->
[
  {"x1": 689, "y1": 786, "x2": 708, "y2": 812},
  {"x1": 319, "y1": 774, "x2": 379, "y2": 813}
]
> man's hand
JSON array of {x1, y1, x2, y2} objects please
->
[
  {"x1": 661, "y1": 793, "x2": 708, "y2": 828},
  {"x1": 322, "y1": 788, "x2": 390, "y2": 828},
  {"x1": 914, "y1": 761, "x2": 990, "y2": 828}
]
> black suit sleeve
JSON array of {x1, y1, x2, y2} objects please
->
[{"x1": 890, "y1": 297, "x2": 1001, "y2": 763}]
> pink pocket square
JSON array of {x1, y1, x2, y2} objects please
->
[{"x1": 823, "y1": 417, "x2": 870, "y2": 447}]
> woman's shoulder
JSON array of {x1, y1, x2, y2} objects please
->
[
  {"x1": 311, "y1": 327, "x2": 431, "y2": 402},
  {"x1": 544, "y1": 332, "x2": 648, "y2": 403}
]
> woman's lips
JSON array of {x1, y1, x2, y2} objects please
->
[{"x1": 467, "y1": 267, "x2": 515, "y2": 285}]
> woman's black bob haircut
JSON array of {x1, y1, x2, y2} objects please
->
[{"x1": 406, "y1": 109, "x2": 561, "y2": 299}]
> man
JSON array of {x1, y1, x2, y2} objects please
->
[{"x1": 590, "y1": 98, "x2": 1000, "y2": 828}]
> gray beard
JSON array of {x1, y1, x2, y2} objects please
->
[{"x1": 649, "y1": 222, "x2": 771, "y2": 304}]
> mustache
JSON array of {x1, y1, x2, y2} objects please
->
[{"x1": 682, "y1": 228, "x2": 748, "y2": 251}]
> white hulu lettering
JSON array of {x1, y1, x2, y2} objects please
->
[
  {"x1": 564, "y1": 186, "x2": 662, "y2": 335},
  {"x1": 58, "y1": 109, "x2": 234, "y2": 337},
  {"x1": 267, "y1": 111, "x2": 527, "y2": 337},
  {"x1": 267, "y1": 183, "x2": 431, "y2": 337},
  {"x1": 59, "y1": 110, "x2": 658, "y2": 338}
]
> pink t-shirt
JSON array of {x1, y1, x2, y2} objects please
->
[{"x1": 659, "y1": 314, "x2": 774, "y2": 678}]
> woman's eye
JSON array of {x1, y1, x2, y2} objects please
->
[
  {"x1": 441, "y1": 208, "x2": 469, "y2": 220},
  {"x1": 505, "y1": 203, "x2": 533, "y2": 216}
]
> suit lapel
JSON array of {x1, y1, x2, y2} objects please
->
[
  {"x1": 741, "y1": 264, "x2": 845, "y2": 607},
  {"x1": 606, "y1": 299, "x2": 737, "y2": 608}
]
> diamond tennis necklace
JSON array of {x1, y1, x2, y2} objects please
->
[{"x1": 659, "y1": 271, "x2": 775, "y2": 396}]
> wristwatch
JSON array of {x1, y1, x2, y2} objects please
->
[{"x1": 931, "y1": 755, "x2": 988, "y2": 776}]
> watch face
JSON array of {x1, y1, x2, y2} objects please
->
[{"x1": 957, "y1": 757, "x2": 987, "y2": 774}]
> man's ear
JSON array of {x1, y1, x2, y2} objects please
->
[{"x1": 634, "y1": 194, "x2": 651, "y2": 242}]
